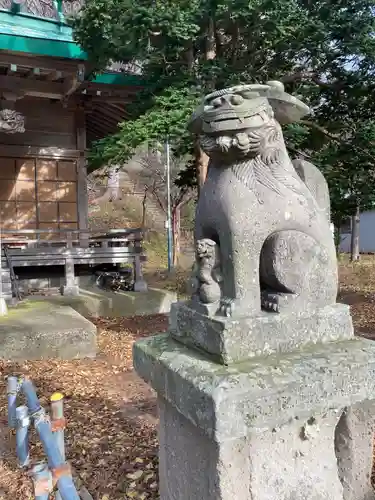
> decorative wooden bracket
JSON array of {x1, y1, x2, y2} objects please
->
[{"x1": 62, "y1": 64, "x2": 86, "y2": 106}]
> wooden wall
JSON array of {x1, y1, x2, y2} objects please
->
[
  {"x1": 0, "y1": 97, "x2": 82, "y2": 235},
  {"x1": 0, "y1": 157, "x2": 78, "y2": 235},
  {"x1": 0, "y1": 98, "x2": 77, "y2": 149}
]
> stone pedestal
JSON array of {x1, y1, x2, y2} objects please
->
[
  {"x1": 0, "y1": 297, "x2": 7, "y2": 316},
  {"x1": 170, "y1": 301, "x2": 353, "y2": 363},
  {"x1": 133, "y1": 255, "x2": 148, "y2": 292},
  {"x1": 61, "y1": 284, "x2": 80, "y2": 296},
  {"x1": 133, "y1": 279, "x2": 148, "y2": 292},
  {"x1": 134, "y1": 331, "x2": 375, "y2": 500}
]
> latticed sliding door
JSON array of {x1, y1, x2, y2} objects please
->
[
  {"x1": 0, "y1": 157, "x2": 36, "y2": 232},
  {"x1": 0, "y1": 157, "x2": 78, "y2": 238},
  {"x1": 36, "y1": 159, "x2": 78, "y2": 238}
]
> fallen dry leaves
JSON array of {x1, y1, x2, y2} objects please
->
[
  {"x1": 0, "y1": 314, "x2": 168, "y2": 499},
  {"x1": 338, "y1": 255, "x2": 375, "y2": 340},
  {"x1": 2, "y1": 257, "x2": 375, "y2": 499}
]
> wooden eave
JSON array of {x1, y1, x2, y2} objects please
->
[
  {"x1": 85, "y1": 101, "x2": 131, "y2": 145},
  {"x1": 0, "y1": 49, "x2": 86, "y2": 99},
  {"x1": 0, "y1": 50, "x2": 139, "y2": 144},
  {"x1": 0, "y1": 9, "x2": 146, "y2": 145}
]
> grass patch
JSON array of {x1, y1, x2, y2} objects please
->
[
  {"x1": 0, "y1": 300, "x2": 51, "y2": 321},
  {"x1": 88, "y1": 195, "x2": 144, "y2": 231},
  {"x1": 143, "y1": 231, "x2": 168, "y2": 270}
]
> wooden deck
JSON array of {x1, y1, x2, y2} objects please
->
[{"x1": 0, "y1": 228, "x2": 148, "y2": 297}]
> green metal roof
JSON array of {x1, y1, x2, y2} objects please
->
[
  {"x1": 0, "y1": 8, "x2": 144, "y2": 86},
  {"x1": 92, "y1": 73, "x2": 143, "y2": 86},
  {"x1": 0, "y1": 8, "x2": 85, "y2": 58}
]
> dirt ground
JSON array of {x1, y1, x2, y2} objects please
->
[
  {"x1": 2, "y1": 257, "x2": 375, "y2": 499},
  {"x1": 0, "y1": 315, "x2": 167, "y2": 500}
]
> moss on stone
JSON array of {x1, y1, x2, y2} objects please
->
[{"x1": 0, "y1": 300, "x2": 52, "y2": 322}]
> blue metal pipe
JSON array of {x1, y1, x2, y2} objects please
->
[
  {"x1": 7, "y1": 376, "x2": 19, "y2": 429},
  {"x1": 21, "y1": 380, "x2": 80, "y2": 500},
  {"x1": 21, "y1": 378, "x2": 40, "y2": 413},
  {"x1": 31, "y1": 462, "x2": 52, "y2": 500},
  {"x1": 15, "y1": 405, "x2": 30, "y2": 467}
]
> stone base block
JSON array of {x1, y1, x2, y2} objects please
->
[
  {"x1": 134, "y1": 334, "x2": 375, "y2": 500},
  {"x1": 133, "y1": 280, "x2": 148, "y2": 292},
  {"x1": 0, "y1": 297, "x2": 7, "y2": 316},
  {"x1": 170, "y1": 301, "x2": 354, "y2": 364},
  {"x1": 61, "y1": 284, "x2": 80, "y2": 296},
  {"x1": 0, "y1": 302, "x2": 96, "y2": 360},
  {"x1": 159, "y1": 398, "x2": 347, "y2": 500}
]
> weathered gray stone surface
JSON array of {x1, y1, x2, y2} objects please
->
[
  {"x1": 134, "y1": 334, "x2": 375, "y2": 441},
  {"x1": 191, "y1": 238, "x2": 222, "y2": 304},
  {"x1": 293, "y1": 158, "x2": 331, "y2": 221},
  {"x1": 335, "y1": 402, "x2": 375, "y2": 500},
  {"x1": 0, "y1": 301, "x2": 96, "y2": 359},
  {"x1": 159, "y1": 397, "x2": 345, "y2": 500},
  {"x1": 190, "y1": 81, "x2": 337, "y2": 318},
  {"x1": 133, "y1": 80, "x2": 375, "y2": 500},
  {"x1": 28, "y1": 286, "x2": 177, "y2": 318},
  {"x1": 134, "y1": 334, "x2": 375, "y2": 500},
  {"x1": 170, "y1": 301, "x2": 354, "y2": 363},
  {"x1": 61, "y1": 284, "x2": 80, "y2": 296}
]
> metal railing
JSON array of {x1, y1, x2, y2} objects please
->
[
  {"x1": 0, "y1": 228, "x2": 144, "y2": 249},
  {"x1": 7, "y1": 376, "x2": 92, "y2": 500}
]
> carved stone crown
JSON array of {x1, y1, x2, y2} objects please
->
[{"x1": 189, "y1": 81, "x2": 311, "y2": 135}]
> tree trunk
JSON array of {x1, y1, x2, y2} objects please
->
[
  {"x1": 205, "y1": 15, "x2": 216, "y2": 61},
  {"x1": 332, "y1": 217, "x2": 341, "y2": 256},
  {"x1": 172, "y1": 206, "x2": 181, "y2": 267},
  {"x1": 107, "y1": 166, "x2": 121, "y2": 202},
  {"x1": 186, "y1": 42, "x2": 194, "y2": 70},
  {"x1": 193, "y1": 14, "x2": 216, "y2": 194},
  {"x1": 230, "y1": 21, "x2": 240, "y2": 65},
  {"x1": 194, "y1": 139, "x2": 209, "y2": 195},
  {"x1": 350, "y1": 205, "x2": 360, "y2": 262},
  {"x1": 142, "y1": 187, "x2": 147, "y2": 227}
]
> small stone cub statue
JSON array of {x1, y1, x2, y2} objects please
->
[{"x1": 191, "y1": 238, "x2": 222, "y2": 304}]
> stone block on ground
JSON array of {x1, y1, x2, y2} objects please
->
[
  {"x1": 0, "y1": 298, "x2": 7, "y2": 316},
  {"x1": 61, "y1": 284, "x2": 80, "y2": 296},
  {"x1": 32, "y1": 286, "x2": 177, "y2": 318},
  {"x1": 0, "y1": 301, "x2": 96, "y2": 360}
]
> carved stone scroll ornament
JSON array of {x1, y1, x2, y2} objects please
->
[
  {"x1": 192, "y1": 238, "x2": 222, "y2": 304},
  {"x1": 189, "y1": 81, "x2": 337, "y2": 318},
  {"x1": 0, "y1": 109, "x2": 25, "y2": 134}
]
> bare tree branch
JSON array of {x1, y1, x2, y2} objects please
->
[{"x1": 299, "y1": 119, "x2": 375, "y2": 164}]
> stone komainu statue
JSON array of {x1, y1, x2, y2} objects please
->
[{"x1": 189, "y1": 81, "x2": 337, "y2": 318}]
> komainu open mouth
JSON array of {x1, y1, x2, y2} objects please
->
[{"x1": 202, "y1": 110, "x2": 272, "y2": 133}]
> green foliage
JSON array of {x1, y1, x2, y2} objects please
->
[
  {"x1": 313, "y1": 121, "x2": 375, "y2": 223},
  {"x1": 72, "y1": 0, "x2": 375, "y2": 225},
  {"x1": 87, "y1": 86, "x2": 200, "y2": 172}
]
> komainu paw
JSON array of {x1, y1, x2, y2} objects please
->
[{"x1": 219, "y1": 297, "x2": 236, "y2": 317}]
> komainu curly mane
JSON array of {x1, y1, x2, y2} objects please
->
[{"x1": 200, "y1": 119, "x2": 311, "y2": 203}]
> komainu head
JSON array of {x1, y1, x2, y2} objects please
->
[{"x1": 188, "y1": 81, "x2": 310, "y2": 161}]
